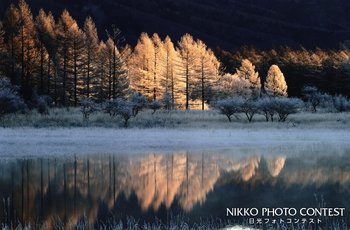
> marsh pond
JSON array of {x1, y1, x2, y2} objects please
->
[{"x1": 0, "y1": 144, "x2": 349, "y2": 229}]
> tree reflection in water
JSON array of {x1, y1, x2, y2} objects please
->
[{"x1": 0, "y1": 152, "x2": 349, "y2": 228}]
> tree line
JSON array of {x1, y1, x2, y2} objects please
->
[
  {"x1": 1, "y1": 0, "x2": 349, "y2": 112},
  {"x1": 0, "y1": 0, "x2": 220, "y2": 110},
  {"x1": 216, "y1": 46, "x2": 350, "y2": 97},
  {"x1": 0, "y1": 0, "x2": 129, "y2": 107}
]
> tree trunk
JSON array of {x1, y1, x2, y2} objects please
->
[
  {"x1": 185, "y1": 53, "x2": 189, "y2": 110},
  {"x1": 112, "y1": 46, "x2": 116, "y2": 98},
  {"x1": 201, "y1": 59, "x2": 205, "y2": 110},
  {"x1": 40, "y1": 42, "x2": 44, "y2": 94},
  {"x1": 73, "y1": 45, "x2": 78, "y2": 106}
]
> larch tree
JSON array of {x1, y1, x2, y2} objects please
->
[
  {"x1": 3, "y1": 4, "x2": 21, "y2": 85},
  {"x1": 56, "y1": 13, "x2": 85, "y2": 105},
  {"x1": 83, "y1": 16, "x2": 99, "y2": 99},
  {"x1": 178, "y1": 34, "x2": 197, "y2": 110},
  {"x1": 57, "y1": 10, "x2": 78, "y2": 106},
  {"x1": 129, "y1": 33, "x2": 155, "y2": 99},
  {"x1": 151, "y1": 33, "x2": 165, "y2": 101},
  {"x1": 163, "y1": 36, "x2": 182, "y2": 109},
  {"x1": 0, "y1": 22, "x2": 8, "y2": 76},
  {"x1": 33, "y1": 10, "x2": 56, "y2": 98},
  {"x1": 105, "y1": 38, "x2": 129, "y2": 99},
  {"x1": 70, "y1": 22, "x2": 85, "y2": 106},
  {"x1": 236, "y1": 59, "x2": 261, "y2": 98},
  {"x1": 193, "y1": 40, "x2": 220, "y2": 110},
  {"x1": 106, "y1": 38, "x2": 115, "y2": 99},
  {"x1": 17, "y1": 0, "x2": 39, "y2": 96},
  {"x1": 106, "y1": 25, "x2": 128, "y2": 99},
  {"x1": 96, "y1": 41, "x2": 109, "y2": 102},
  {"x1": 35, "y1": 9, "x2": 53, "y2": 95},
  {"x1": 264, "y1": 64, "x2": 288, "y2": 97}
]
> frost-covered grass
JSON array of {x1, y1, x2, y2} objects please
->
[
  {"x1": 1, "y1": 127, "x2": 350, "y2": 157},
  {"x1": 1, "y1": 108, "x2": 350, "y2": 157},
  {"x1": 1, "y1": 107, "x2": 350, "y2": 129}
]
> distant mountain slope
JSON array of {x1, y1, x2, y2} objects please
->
[{"x1": 1, "y1": 0, "x2": 350, "y2": 50}]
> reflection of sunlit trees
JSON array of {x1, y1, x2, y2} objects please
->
[
  {"x1": 178, "y1": 154, "x2": 220, "y2": 211},
  {"x1": 222, "y1": 156, "x2": 287, "y2": 181},
  {"x1": 0, "y1": 153, "x2": 224, "y2": 226},
  {"x1": 266, "y1": 157, "x2": 286, "y2": 177},
  {"x1": 5, "y1": 153, "x2": 350, "y2": 228},
  {"x1": 240, "y1": 157, "x2": 260, "y2": 181},
  {"x1": 126, "y1": 153, "x2": 220, "y2": 212}
]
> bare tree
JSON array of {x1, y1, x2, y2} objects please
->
[
  {"x1": 213, "y1": 97, "x2": 244, "y2": 122},
  {"x1": 273, "y1": 97, "x2": 303, "y2": 122},
  {"x1": 240, "y1": 99, "x2": 259, "y2": 122},
  {"x1": 302, "y1": 86, "x2": 330, "y2": 112}
]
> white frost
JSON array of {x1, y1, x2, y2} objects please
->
[{"x1": 0, "y1": 127, "x2": 350, "y2": 157}]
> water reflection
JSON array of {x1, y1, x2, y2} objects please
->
[{"x1": 0, "y1": 152, "x2": 349, "y2": 227}]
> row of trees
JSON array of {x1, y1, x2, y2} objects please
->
[
  {"x1": 213, "y1": 86, "x2": 350, "y2": 123},
  {"x1": 1, "y1": 0, "x2": 349, "y2": 116},
  {"x1": 214, "y1": 60, "x2": 288, "y2": 100},
  {"x1": 213, "y1": 96, "x2": 302, "y2": 123},
  {"x1": 129, "y1": 35, "x2": 288, "y2": 109},
  {"x1": 128, "y1": 33, "x2": 220, "y2": 110},
  {"x1": 0, "y1": 0, "x2": 292, "y2": 111},
  {"x1": 217, "y1": 46, "x2": 350, "y2": 97},
  {"x1": 0, "y1": 0, "x2": 128, "y2": 106}
]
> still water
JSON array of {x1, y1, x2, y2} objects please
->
[{"x1": 0, "y1": 147, "x2": 349, "y2": 228}]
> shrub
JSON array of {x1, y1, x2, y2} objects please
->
[
  {"x1": 104, "y1": 100, "x2": 120, "y2": 116},
  {"x1": 240, "y1": 99, "x2": 259, "y2": 122},
  {"x1": 35, "y1": 95, "x2": 51, "y2": 115},
  {"x1": 149, "y1": 100, "x2": 162, "y2": 114},
  {"x1": 162, "y1": 92, "x2": 172, "y2": 110},
  {"x1": 256, "y1": 97, "x2": 276, "y2": 122},
  {"x1": 130, "y1": 93, "x2": 147, "y2": 116},
  {"x1": 0, "y1": 77, "x2": 26, "y2": 119},
  {"x1": 212, "y1": 97, "x2": 244, "y2": 122},
  {"x1": 80, "y1": 99, "x2": 98, "y2": 122},
  {"x1": 114, "y1": 99, "x2": 133, "y2": 128},
  {"x1": 273, "y1": 97, "x2": 303, "y2": 122},
  {"x1": 333, "y1": 95, "x2": 350, "y2": 112},
  {"x1": 302, "y1": 86, "x2": 330, "y2": 112},
  {"x1": 104, "y1": 98, "x2": 138, "y2": 128}
]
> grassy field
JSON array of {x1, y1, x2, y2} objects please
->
[{"x1": 1, "y1": 108, "x2": 350, "y2": 129}]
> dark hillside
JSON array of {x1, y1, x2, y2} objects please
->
[{"x1": 1, "y1": 0, "x2": 350, "y2": 50}]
